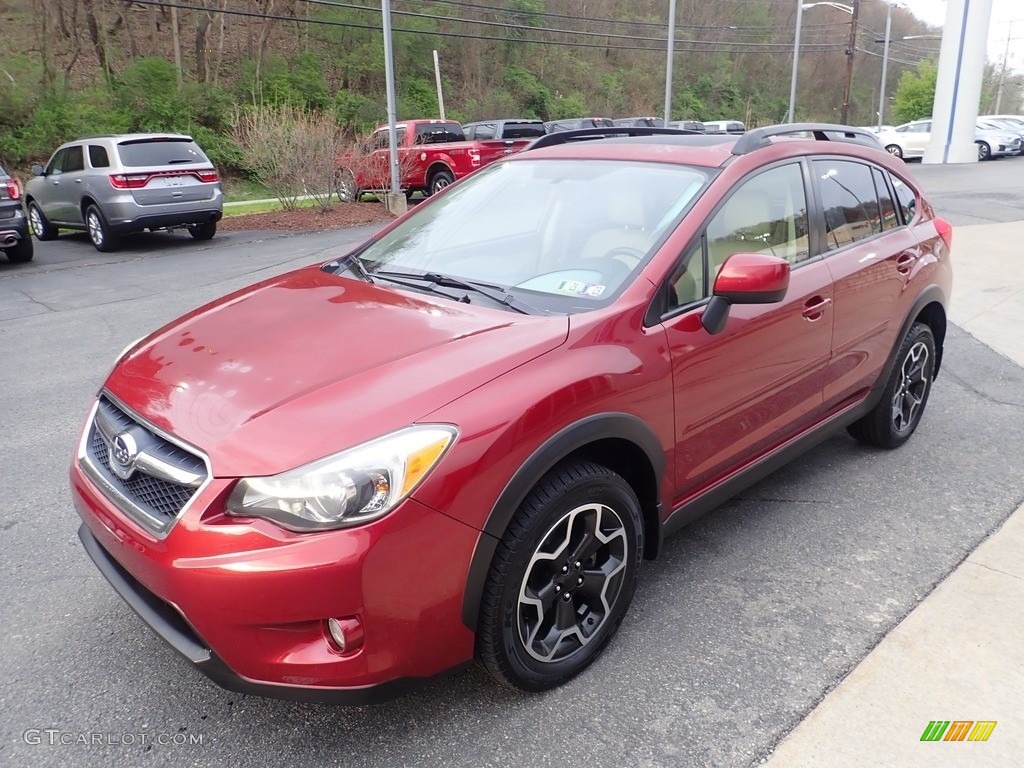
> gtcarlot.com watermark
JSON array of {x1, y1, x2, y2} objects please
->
[{"x1": 24, "y1": 729, "x2": 204, "y2": 747}]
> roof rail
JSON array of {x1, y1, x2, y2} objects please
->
[
  {"x1": 526, "y1": 126, "x2": 703, "y2": 151},
  {"x1": 732, "y1": 123, "x2": 880, "y2": 155}
]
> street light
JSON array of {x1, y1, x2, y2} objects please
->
[
  {"x1": 874, "y1": 25, "x2": 940, "y2": 130},
  {"x1": 788, "y1": 1, "x2": 855, "y2": 124}
]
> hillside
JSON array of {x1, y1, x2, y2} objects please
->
[{"x1": 0, "y1": 0, "x2": 1006, "y2": 171}]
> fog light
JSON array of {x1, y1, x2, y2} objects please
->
[{"x1": 326, "y1": 617, "x2": 365, "y2": 654}]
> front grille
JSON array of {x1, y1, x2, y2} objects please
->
[{"x1": 81, "y1": 395, "x2": 209, "y2": 535}]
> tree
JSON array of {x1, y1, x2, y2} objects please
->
[{"x1": 892, "y1": 60, "x2": 937, "y2": 124}]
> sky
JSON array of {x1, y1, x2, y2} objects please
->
[{"x1": 897, "y1": 0, "x2": 1022, "y2": 70}]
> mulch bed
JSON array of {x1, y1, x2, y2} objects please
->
[{"x1": 219, "y1": 201, "x2": 395, "y2": 232}]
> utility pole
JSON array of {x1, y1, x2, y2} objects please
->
[
  {"x1": 840, "y1": 0, "x2": 860, "y2": 124},
  {"x1": 994, "y1": 20, "x2": 1013, "y2": 113},
  {"x1": 664, "y1": 0, "x2": 677, "y2": 126}
]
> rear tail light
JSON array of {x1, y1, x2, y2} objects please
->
[
  {"x1": 196, "y1": 168, "x2": 219, "y2": 183},
  {"x1": 110, "y1": 173, "x2": 150, "y2": 189},
  {"x1": 4, "y1": 178, "x2": 21, "y2": 200},
  {"x1": 934, "y1": 217, "x2": 953, "y2": 250}
]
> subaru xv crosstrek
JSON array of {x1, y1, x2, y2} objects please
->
[
  {"x1": 72, "y1": 124, "x2": 952, "y2": 703},
  {"x1": 26, "y1": 133, "x2": 222, "y2": 252}
]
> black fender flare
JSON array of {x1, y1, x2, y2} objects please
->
[
  {"x1": 866, "y1": 284, "x2": 947, "y2": 409},
  {"x1": 460, "y1": 412, "x2": 665, "y2": 630}
]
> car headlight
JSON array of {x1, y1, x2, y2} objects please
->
[{"x1": 225, "y1": 425, "x2": 457, "y2": 532}]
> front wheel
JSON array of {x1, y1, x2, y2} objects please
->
[
  {"x1": 476, "y1": 461, "x2": 643, "y2": 692},
  {"x1": 28, "y1": 201, "x2": 57, "y2": 241},
  {"x1": 335, "y1": 169, "x2": 361, "y2": 202},
  {"x1": 976, "y1": 141, "x2": 992, "y2": 161},
  {"x1": 847, "y1": 322, "x2": 936, "y2": 449},
  {"x1": 86, "y1": 204, "x2": 119, "y2": 252},
  {"x1": 426, "y1": 169, "x2": 455, "y2": 196},
  {"x1": 885, "y1": 144, "x2": 903, "y2": 159}
]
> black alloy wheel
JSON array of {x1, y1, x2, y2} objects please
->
[
  {"x1": 848, "y1": 322, "x2": 936, "y2": 449},
  {"x1": 477, "y1": 461, "x2": 643, "y2": 691}
]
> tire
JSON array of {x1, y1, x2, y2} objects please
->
[
  {"x1": 3, "y1": 236, "x2": 34, "y2": 263},
  {"x1": 426, "y1": 169, "x2": 455, "y2": 196},
  {"x1": 189, "y1": 221, "x2": 217, "y2": 241},
  {"x1": 335, "y1": 169, "x2": 361, "y2": 202},
  {"x1": 884, "y1": 144, "x2": 903, "y2": 159},
  {"x1": 85, "y1": 204, "x2": 119, "y2": 252},
  {"x1": 976, "y1": 141, "x2": 992, "y2": 161},
  {"x1": 27, "y1": 201, "x2": 57, "y2": 241},
  {"x1": 847, "y1": 322, "x2": 936, "y2": 449},
  {"x1": 476, "y1": 460, "x2": 643, "y2": 692}
]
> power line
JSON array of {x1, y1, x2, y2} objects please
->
[
  {"x1": 127, "y1": 0, "x2": 847, "y2": 54},
  {"x1": 294, "y1": 0, "x2": 846, "y2": 47}
]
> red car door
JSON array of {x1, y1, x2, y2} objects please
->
[
  {"x1": 660, "y1": 161, "x2": 834, "y2": 503},
  {"x1": 812, "y1": 159, "x2": 921, "y2": 412}
]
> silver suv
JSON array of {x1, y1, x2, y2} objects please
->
[{"x1": 25, "y1": 133, "x2": 223, "y2": 252}]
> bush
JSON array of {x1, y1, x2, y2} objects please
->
[{"x1": 234, "y1": 104, "x2": 345, "y2": 211}]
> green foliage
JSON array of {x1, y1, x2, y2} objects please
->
[
  {"x1": 335, "y1": 90, "x2": 385, "y2": 134},
  {"x1": 114, "y1": 58, "x2": 183, "y2": 131},
  {"x1": 398, "y1": 77, "x2": 439, "y2": 119},
  {"x1": 893, "y1": 61, "x2": 937, "y2": 123},
  {"x1": 504, "y1": 66, "x2": 552, "y2": 119}
]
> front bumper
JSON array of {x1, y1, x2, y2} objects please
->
[{"x1": 71, "y1": 459, "x2": 479, "y2": 702}]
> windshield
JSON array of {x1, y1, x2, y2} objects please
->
[
  {"x1": 117, "y1": 138, "x2": 209, "y2": 167},
  {"x1": 335, "y1": 158, "x2": 709, "y2": 314}
]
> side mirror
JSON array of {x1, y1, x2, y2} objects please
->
[
  {"x1": 701, "y1": 252, "x2": 791, "y2": 335},
  {"x1": 31, "y1": 164, "x2": 45, "y2": 177}
]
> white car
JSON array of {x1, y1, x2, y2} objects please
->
[{"x1": 878, "y1": 119, "x2": 1020, "y2": 161}]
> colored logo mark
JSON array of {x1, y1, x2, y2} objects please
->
[{"x1": 920, "y1": 720, "x2": 997, "y2": 742}]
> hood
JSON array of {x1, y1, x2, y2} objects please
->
[{"x1": 104, "y1": 266, "x2": 568, "y2": 476}]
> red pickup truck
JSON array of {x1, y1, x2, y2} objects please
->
[{"x1": 335, "y1": 119, "x2": 534, "y2": 201}]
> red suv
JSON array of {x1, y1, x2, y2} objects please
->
[{"x1": 72, "y1": 124, "x2": 952, "y2": 703}]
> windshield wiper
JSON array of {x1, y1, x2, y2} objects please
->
[{"x1": 372, "y1": 269, "x2": 544, "y2": 315}]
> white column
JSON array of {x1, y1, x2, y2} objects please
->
[{"x1": 923, "y1": 0, "x2": 994, "y2": 164}]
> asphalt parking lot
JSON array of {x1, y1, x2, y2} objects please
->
[{"x1": 1, "y1": 160, "x2": 1023, "y2": 768}]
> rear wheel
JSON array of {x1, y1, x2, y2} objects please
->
[
  {"x1": 86, "y1": 205, "x2": 119, "y2": 252},
  {"x1": 189, "y1": 221, "x2": 217, "y2": 241},
  {"x1": 476, "y1": 461, "x2": 643, "y2": 692},
  {"x1": 885, "y1": 144, "x2": 903, "y2": 159},
  {"x1": 426, "y1": 169, "x2": 455, "y2": 196},
  {"x1": 848, "y1": 322, "x2": 936, "y2": 449},
  {"x1": 3, "y1": 236, "x2": 33, "y2": 263},
  {"x1": 976, "y1": 141, "x2": 992, "y2": 161},
  {"x1": 27, "y1": 201, "x2": 57, "y2": 241}
]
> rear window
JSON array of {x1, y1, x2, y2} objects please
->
[
  {"x1": 117, "y1": 139, "x2": 209, "y2": 168},
  {"x1": 414, "y1": 124, "x2": 465, "y2": 144},
  {"x1": 500, "y1": 123, "x2": 546, "y2": 139}
]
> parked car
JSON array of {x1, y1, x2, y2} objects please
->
[
  {"x1": 24, "y1": 133, "x2": 222, "y2": 252},
  {"x1": 0, "y1": 163, "x2": 32, "y2": 263},
  {"x1": 336, "y1": 119, "x2": 534, "y2": 200},
  {"x1": 703, "y1": 120, "x2": 747, "y2": 134},
  {"x1": 73, "y1": 123, "x2": 951, "y2": 704},
  {"x1": 878, "y1": 119, "x2": 1021, "y2": 161},
  {"x1": 979, "y1": 114, "x2": 1024, "y2": 129},
  {"x1": 462, "y1": 119, "x2": 547, "y2": 140},
  {"x1": 544, "y1": 117, "x2": 616, "y2": 132},
  {"x1": 978, "y1": 119, "x2": 1024, "y2": 154},
  {"x1": 669, "y1": 120, "x2": 707, "y2": 132},
  {"x1": 613, "y1": 117, "x2": 665, "y2": 127}
]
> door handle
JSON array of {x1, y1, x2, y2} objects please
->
[
  {"x1": 802, "y1": 296, "x2": 832, "y2": 321},
  {"x1": 896, "y1": 253, "x2": 915, "y2": 275},
  {"x1": 74, "y1": 178, "x2": 82, "y2": 184}
]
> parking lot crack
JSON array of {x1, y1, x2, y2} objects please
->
[
  {"x1": 18, "y1": 289, "x2": 58, "y2": 313},
  {"x1": 943, "y1": 369, "x2": 1024, "y2": 409}
]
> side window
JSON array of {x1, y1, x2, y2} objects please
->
[
  {"x1": 891, "y1": 177, "x2": 917, "y2": 223},
  {"x1": 814, "y1": 159, "x2": 883, "y2": 250},
  {"x1": 62, "y1": 145, "x2": 85, "y2": 173},
  {"x1": 371, "y1": 128, "x2": 407, "y2": 150},
  {"x1": 474, "y1": 123, "x2": 496, "y2": 140},
  {"x1": 706, "y1": 163, "x2": 810, "y2": 272},
  {"x1": 670, "y1": 237, "x2": 707, "y2": 308},
  {"x1": 88, "y1": 145, "x2": 110, "y2": 169},
  {"x1": 46, "y1": 148, "x2": 67, "y2": 176},
  {"x1": 872, "y1": 168, "x2": 900, "y2": 232}
]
